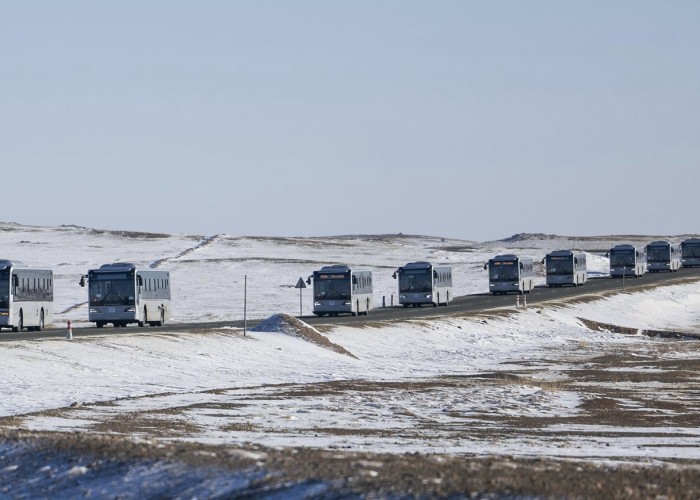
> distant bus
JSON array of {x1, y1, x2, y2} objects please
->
[
  {"x1": 82, "y1": 263, "x2": 171, "y2": 328},
  {"x1": 543, "y1": 250, "x2": 587, "y2": 287},
  {"x1": 485, "y1": 254, "x2": 534, "y2": 294},
  {"x1": 309, "y1": 265, "x2": 372, "y2": 316},
  {"x1": 0, "y1": 260, "x2": 53, "y2": 332},
  {"x1": 681, "y1": 238, "x2": 700, "y2": 268},
  {"x1": 646, "y1": 240, "x2": 682, "y2": 272},
  {"x1": 393, "y1": 261, "x2": 452, "y2": 307},
  {"x1": 607, "y1": 245, "x2": 647, "y2": 278}
]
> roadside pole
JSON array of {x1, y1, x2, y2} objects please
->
[
  {"x1": 622, "y1": 267, "x2": 625, "y2": 290},
  {"x1": 243, "y1": 275, "x2": 247, "y2": 337}
]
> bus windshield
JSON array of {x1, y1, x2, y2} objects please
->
[
  {"x1": 399, "y1": 270, "x2": 432, "y2": 293},
  {"x1": 489, "y1": 263, "x2": 519, "y2": 281},
  {"x1": 314, "y1": 277, "x2": 351, "y2": 301},
  {"x1": 0, "y1": 270, "x2": 9, "y2": 309},
  {"x1": 89, "y1": 275, "x2": 136, "y2": 306},
  {"x1": 610, "y1": 251, "x2": 634, "y2": 266},
  {"x1": 647, "y1": 247, "x2": 669, "y2": 262},
  {"x1": 546, "y1": 258, "x2": 573, "y2": 275},
  {"x1": 684, "y1": 244, "x2": 700, "y2": 258}
]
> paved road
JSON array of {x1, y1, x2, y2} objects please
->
[{"x1": 2, "y1": 267, "x2": 700, "y2": 342}]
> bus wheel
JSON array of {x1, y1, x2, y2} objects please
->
[{"x1": 96, "y1": 322, "x2": 104, "y2": 328}]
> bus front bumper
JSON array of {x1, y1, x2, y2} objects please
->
[
  {"x1": 313, "y1": 301, "x2": 352, "y2": 315},
  {"x1": 89, "y1": 306, "x2": 139, "y2": 322}
]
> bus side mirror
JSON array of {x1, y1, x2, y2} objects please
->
[
  {"x1": 392, "y1": 271, "x2": 397, "y2": 279},
  {"x1": 605, "y1": 252, "x2": 609, "y2": 258},
  {"x1": 306, "y1": 276, "x2": 312, "y2": 285},
  {"x1": 79, "y1": 276, "x2": 86, "y2": 287},
  {"x1": 483, "y1": 263, "x2": 488, "y2": 270},
  {"x1": 520, "y1": 263, "x2": 524, "y2": 270},
  {"x1": 12, "y1": 275, "x2": 18, "y2": 288},
  {"x1": 137, "y1": 276, "x2": 143, "y2": 287},
  {"x1": 540, "y1": 258, "x2": 545, "y2": 265},
  {"x1": 433, "y1": 271, "x2": 438, "y2": 279},
  {"x1": 352, "y1": 276, "x2": 358, "y2": 285},
  {"x1": 574, "y1": 258, "x2": 578, "y2": 265}
]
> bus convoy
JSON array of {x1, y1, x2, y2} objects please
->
[{"x1": 0, "y1": 236, "x2": 698, "y2": 330}]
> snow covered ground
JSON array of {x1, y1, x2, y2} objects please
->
[{"x1": 2, "y1": 223, "x2": 700, "y2": 462}]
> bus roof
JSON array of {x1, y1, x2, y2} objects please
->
[
  {"x1": 490, "y1": 254, "x2": 530, "y2": 262},
  {"x1": 547, "y1": 250, "x2": 575, "y2": 257},
  {"x1": 610, "y1": 244, "x2": 638, "y2": 251},
  {"x1": 0, "y1": 259, "x2": 27, "y2": 269},
  {"x1": 317, "y1": 264, "x2": 351, "y2": 274},
  {"x1": 93, "y1": 262, "x2": 138, "y2": 273},
  {"x1": 647, "y1": 240, "x2": 673, "y2": 247},
  {"x1": 682, "y1": 238, "x2": 700, "y2": 245},
  {"x1": 401, "y1": 261, "x2": 432, "y2": 270}
]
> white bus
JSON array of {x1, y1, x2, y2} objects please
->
[
  {"x1": 485, "y1": 254, "x2": 534, "y2": 294},
  {"x1": 646, "y1": 240, "x2": 682, "y2": 273},
  {"x1": 82, "y1": 263, "x2": 171, "y2": 328},
  {"x1": 543, "y1": 250, "x2": 587, "y2": 287},
  {"x1": 607, "y1": 245, "x2": 647, "y2": 278},
  {"x1": 681, "y1": 238, "x2": 700, "y2": 268},
  {"x1": 309, "y1": 265, "x2": 372, "y2": 316},
  {"x1": 0, "y1": 260, "x2": 53, "y2": 332},
  {"x1": 393, "y1": 261, "x2": 452, "y2": 307}
]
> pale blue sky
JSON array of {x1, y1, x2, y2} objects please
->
[{"x1": 1, "y1": 1, "x2": 698, "y2": 240}]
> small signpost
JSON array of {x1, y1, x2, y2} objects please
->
[{"x1": 295, "y1": 277, "x2": 307, "y2": 316}]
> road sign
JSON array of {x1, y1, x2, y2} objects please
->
[{"x1": 295, "y1": 277, "x2": 307, "y2": 316}]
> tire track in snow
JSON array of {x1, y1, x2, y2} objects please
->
[
  {"x1": 149, "y1": 234, "x2": 225, "y2": 268},
  {"x1": 59, "y1": 301, "x2": 88, "y2": 315}
]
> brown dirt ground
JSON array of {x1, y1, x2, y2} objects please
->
[{"x1": 3, "y1": 337, "x2": 700, "y2": 498}]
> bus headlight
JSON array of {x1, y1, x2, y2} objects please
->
[
  {"x1": 425, "y1": 294, "x2": 432, "y2": 299},
  {"x1": 399, "y1": 295, "x2": 406, "y2": 299},
  {"x1": 89, "y1": 308, "x2": 98, "y2": 314},
  {"x1": 125, "y1": 307, "x2": 136, "y2": 313},
  {"x1": 314, "y1": 302, "x2": 322, "y2": 306},
  {"x1": 343, "y1": 302, "x2": 352, "y2": 306},
  {"x1": 512, "y1": 283, "x2": 519, "y2": 286}
]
